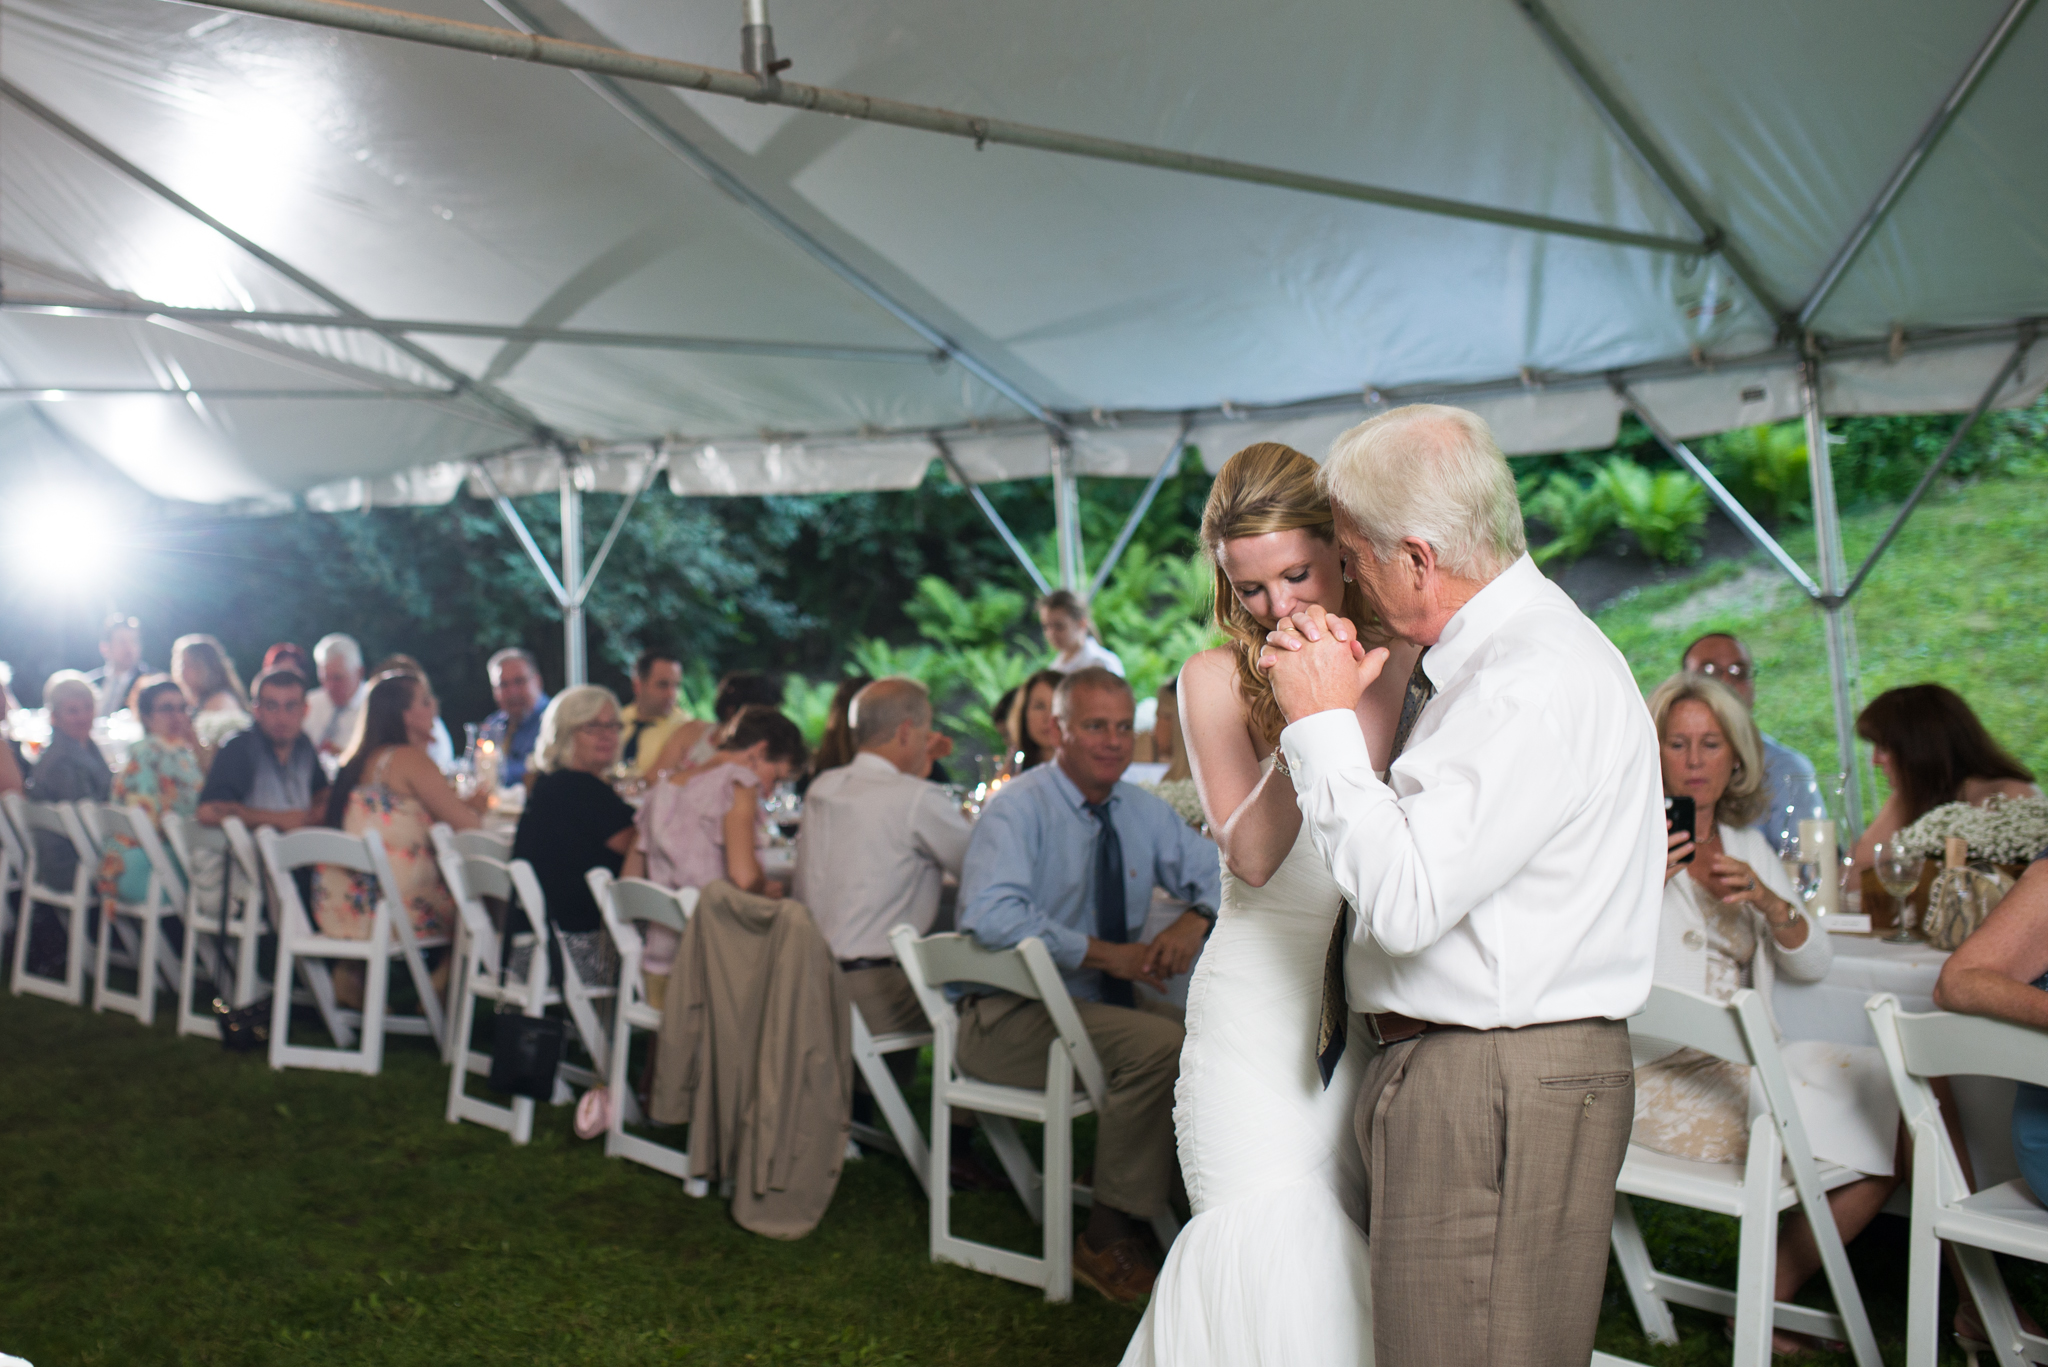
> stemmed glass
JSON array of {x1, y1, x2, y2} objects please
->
[{"x1": 1874, "y1": 841, "x2": 1926, "y2": 943}]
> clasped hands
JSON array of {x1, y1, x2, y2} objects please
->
[
  {"x1": 1086, "y1": 912, "x2": 1212, "y2": 991},
  {"x1": 1257, "y1": 603, "x2": 1392, "y2": 723}
]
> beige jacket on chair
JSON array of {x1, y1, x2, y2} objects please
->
[{"x1": 648, "y1": 880, "x2": 854, "y2": 1239}]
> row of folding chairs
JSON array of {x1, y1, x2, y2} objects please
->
[
  {"x1": 2, "y1": 792, "x2": 267, "y2": 1032},
  {"x1": 1595, "y1": 982, "x2": 2048, "y2": 1367}
]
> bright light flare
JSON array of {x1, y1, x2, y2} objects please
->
[{"x1": 3, "y1": 485, "x2": 125, "y2": 590}]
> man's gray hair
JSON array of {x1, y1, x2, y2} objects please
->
[
  {"x1": 532, "y1": 684, "x2": 619, "y2": 775},
  {"x1": 487, "y1": 647, "x2": 539, "y2": 683},
  {"x1": 1319, "y1": 404, "x2": 1526, "y2": 582},
  {"x1": 313, "y1": 633, "x2": 362, "y2": 672},
  {"x1": 1051, "y1": 666, "x2": 1133, "y2": 721},
  {"x1": 42, "y1": 669, "x2": 96, "y2": 714},
  {"x1": 851, "y1": 676, "x2": 932, "y2": 748}
]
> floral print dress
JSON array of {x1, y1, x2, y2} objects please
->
[
  {"x1": 311, "y1": 750, "x2": 455, "y2": 942},
  {"x1": 95, "y1": 736, "x2": 203, "y2": 905}
]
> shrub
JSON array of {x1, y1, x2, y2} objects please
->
[
  {"x1": 1595, "y1": 457, "x2": 1709, "y2": 565},
  {"x1": 1701, "y1": 422, "x2": 1809, "y2": 522}
]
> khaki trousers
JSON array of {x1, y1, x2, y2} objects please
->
[
  {"x1": 955, "y1": 992, "x2": 1183, "y2": 1217},
  {"x1": 1356, "y1": 1017, "x2": 1633, "y2": 1367},
  {"x1": 845, "y1": 964, "x2": 926, "y2": 1092}
]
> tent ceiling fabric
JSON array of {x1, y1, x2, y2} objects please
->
[{"x1": 1, "y1": 0, "x2": 2042, "y2": 505}]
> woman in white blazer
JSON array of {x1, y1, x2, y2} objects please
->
[{"x1": 1638, "y1": 673, "x2": 1901, "y2": 1356}]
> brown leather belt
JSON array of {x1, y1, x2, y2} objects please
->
[{"x1": 1365, "y1": 1011, "x2": 1438, "y2": 1047}]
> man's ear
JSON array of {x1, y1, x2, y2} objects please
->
[{"x1": 1402, "y1": 536, "x2": 1436, "y2": 585}]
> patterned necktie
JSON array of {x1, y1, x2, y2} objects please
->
[
  {"x1": 1084, "y1": 799, "x2": 1135, "y2": 1009},
  {"x1": 1315, "y1": 650, "x2": 1434, "y2": 1086}
]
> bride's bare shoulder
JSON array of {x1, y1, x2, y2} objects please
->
[{"x1": 1179, "y1": 645, "x2": 1240, "y2": 696}]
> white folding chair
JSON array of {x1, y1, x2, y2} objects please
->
[
  {"x1": 259, "y1": 825, "x2": 444, "y2": 1075},
  {"x1": 87, "y1": 803, "x2": 185, "y2": 1025},
  {"x1": 434, "y1": 825, "x2": 584, "y2": 1143},
  {"x1": 6, "y1": 795, "x2": 97, "y2": 1006},
  {"x1": 434, "y1": 826, "x2": 514, "y2": 1063},
  {"x1": 1869, "y1": 994, "x2": 2048, "y2": 1367},
  {"x1": 891, "y1": 925, "x2": 1183, "y2": 1303},
  {"x1": 849, "y1": 1003, "x2": 934, "y2": 1195},
  {"x1": 162, "y1": 813, "x2": 265, "y2": 1038},
  {"x1": 1608, "y1": 985, "x2": 1881, "y2": 1367},
  {"x1": 589, "y1": 869, "x2": 705, "y2": 1194}
]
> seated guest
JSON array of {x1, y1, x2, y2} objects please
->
[
  {"x1": 171, "y1": 633, "x2": 251, "y2": 759},
  {"x1": 795, "y1": 674, "x2": 870, "y2": 798},
  {"x1": 1001, "y1": 668, "x2": 1063, "y2": 776},
  {"x1": 262, "y1": 642, "x2": 314, "y2": 684},
  {"x1": 646, "y1": 668, "x2": 784, "y2": 775},
  {"x1": 304, "y1": 633, "x2": 368, "y2": 761},
  {"x1": 957, "y1": 666, "x2": 1219, "y2": 1300},
  {"x1": 24, "y1": 671, "x2": 112, "y2": 888},
  {"x1": 1850, "y1": 683, "x2": 2038, "y2": 879},
  {"x1": 510, "y1": 686, "x2": 637, "y2": 984},
  {"x1": 372, "y1": 655, "x2": 455, "y2": 770},
  {"x1": 795, "y1": 678, "x2": 968, "y2": 1033},
  {"x1": 1638, "y1": 673, "x2": 1902, "y2": 1355},
  {"x1": 1681, "y1": 632, "x2": 1816, "y2": 828},
  {"x1": 618, "y1": 647, "x2": 688, "y2": 778},
  {"x1": 1038, "y1": 589, "x2": 1125, "y2": 677},
  {"x1": 196, "y1": 668, "x2": 328, "y2": 832},
  {"x1": 630, "y1": 705, "x2": 807, "y2": 1002},
  {"x1": 1935, "y1": 855, "x2": 2048, "y2": 1206},
  {"x1": 87, "y1": 614, "x2": 151, "y2": 718},
  {"x1": 312, "y1": 672, "x2": 482, "y2": 953},
  {"x1": 95, "y1": 678, "x2": 203, "y2": 905},
  {"x1": 478, "y1": 648, "x2": 549, "y2": 786}
]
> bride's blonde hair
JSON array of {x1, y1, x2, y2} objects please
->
[{"x1": 1201, "y1": 442, "x2": 1380, "y2": 748}]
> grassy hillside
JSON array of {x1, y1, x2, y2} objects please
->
[{"x1": 1594, "y1": 467, "x2": 2048, "y2": 814}]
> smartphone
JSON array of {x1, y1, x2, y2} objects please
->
[{"x1": 1665, "y1": 795, "x2": 1696, "y2": 864}]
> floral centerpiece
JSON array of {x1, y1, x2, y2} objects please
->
[
  {"x1": 1142, "y1": 778, "x2": 1208, "y2": 834},
  {"x1": 1895, "y1": 793, "x2": 2048, "y2": 866}
]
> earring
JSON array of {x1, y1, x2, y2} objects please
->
[{"x1": 1342, "y1": 573, "x2": 1354, "y2": 583}]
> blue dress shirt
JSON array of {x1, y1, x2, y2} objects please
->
[
  {"x1": 1759, "y1": 731, "x2": 1819, "y2": 837},
  {"x1": 479, "y1": 692, "x2": 549, "y2": 785},
  {"x1": 957, "y1": 762, "x2": 1220, "y2": 1002}
]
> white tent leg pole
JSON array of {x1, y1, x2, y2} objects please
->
[
  {"x1": 1088, "y1": 419, "x2": 1192, "y2": 600},
  {"x1": 475, "y1": 462, "x2": 570, "y2": 608},
  {"x1": 1802, "y1": 358, "x2": 1864, "y2": 838},
  {"x1": 1052, "y1": 439, "x2": 1085, "y2": 595},
  {"x1": 933, "y1": 441, "x2": 1051, "y2": 595},
  {"x1": 560, "y1": 463, "x2": 587, "y2": 686}
]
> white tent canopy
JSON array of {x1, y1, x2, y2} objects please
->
[{"x1": 4, "y1": 0, "x2": 2044, "y2": 823}]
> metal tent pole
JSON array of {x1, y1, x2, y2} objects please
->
[
  {"x1": 1088, "y1": 419, "x2": 1193, "y2": 599},
  {"x1": 1051, "y1": 440, "x2": 1085, "y2": 595},
  {"x1": 932, "y1": 440, "x2": 1051, "y2": 595},
  {"x1": 559, "y1": 461, "x2": 587, "y2": 685},
  {"x1": 1801, "y1": 356, "x2": 1864, "y2": 836}
]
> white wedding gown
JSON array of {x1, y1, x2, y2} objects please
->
[{"x1": 1122, "y1": 819, "x2": 1374, "y2": 1366}]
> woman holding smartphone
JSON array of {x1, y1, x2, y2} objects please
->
[{"x1": 1642, "y1": 671, "x2": 1900, "y2": 1356}]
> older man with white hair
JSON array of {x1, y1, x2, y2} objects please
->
[
  {"x1": 1260, "y1": 404, "x2": 1665, "y2": 1367},
  {"x1": 302, "y1": 633, "x2": 367, "y2": 760}
]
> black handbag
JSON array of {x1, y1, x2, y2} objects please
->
[
  {"x1": 488, "y1": 1012, "x2": 565, "y2": 1100},
  {"x1": 214, "y1": 994, "x2": 273, "y2": 1053}
]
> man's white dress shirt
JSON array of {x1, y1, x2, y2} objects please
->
[
  {"x1": 1051, "y1": 636, "x2": 1126, "y2": 678},
  {"x1": 1279, "y1": 554, "x2": 1665, "y2": 1030},
  {"x1": 303, "y1": 680, "x2": 368, "y2": 753},
  {"x1": 794, "y1": 751, "x2": 973, "y2": 961}
]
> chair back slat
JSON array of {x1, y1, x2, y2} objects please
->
[
  {"x1": 451, "y1": 828, "x2": 514, "y2": 862},
  {"x1": 160, "y1": 811, "x2": 223, "y2": 870},
  {"x1": 1628, "y1": 982, "x2": 1755, "y2": 1064},
  {"x1": 1891, "y1": 1001, "x2": 2048, "y2": 1090},
  {"x1": 0, "y1": 791, "x2": 28, "y2": 865},
  {"x1": 430, "y1": 823, "x2": 508, "y2": 961},
  {"x1": 119, "y1": 803, "x2": 187, "y2": 905},
  {"x1": 608, "y1": 877, "x2": 695, "y2": 934},
  {"x1": 907, "y1": 932, "x2": 1044, "y2": 1000},
  {"x1": 17, "y1": 798, "x2": 92, "y2": 852},
  {"x1": 72, "y1": 800, "x2": 108, "y2": 852},
  {"x1": 266, "y1": 825, "x2": 380, "y2": 875}
]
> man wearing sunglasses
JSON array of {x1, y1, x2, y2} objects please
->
[{"x1": 1681, "y1": 632, "x2": 1818, "y2": 831}]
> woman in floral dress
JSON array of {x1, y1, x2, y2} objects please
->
[{"x1": 96, "y1": 678, "x2": 205, "y2": 905}]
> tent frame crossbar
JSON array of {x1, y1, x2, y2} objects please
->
[
  {"x1": 0, "y1": 297, "x2": 943, "y2": 365},
  {"x1": 934, "y1": 439, "x2": 1051, "y2": 597},
  {"x1": 201, "y1": 0, "x2": 1711, "y2": 261},
  {"x1": 1795, "y1": 0, "x2": 2040, "y2": 328},
  {"x1": 0, "y1": 78, "x2": 554, "y2": 445},
  {"x1": 1088, "y1": 417, "x2": 1194, "y2": 602},
  {"x1": 480, "y1": 0, "x2": 1066, "y2": 436}
]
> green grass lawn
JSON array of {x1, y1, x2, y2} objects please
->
[
  {"x1": 1592, "y1": 467, "x2": 2048, "y2": 814},
  {"x1": 6, "y1": 470, "x2": 2045, "y2": 1367}
]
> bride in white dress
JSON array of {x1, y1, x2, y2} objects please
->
[{"x1": 1123, "y1": 442, "x2": 1419, "y2": 1367}]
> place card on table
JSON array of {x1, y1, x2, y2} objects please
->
[{"x1": 1825, "y1": 913, "x2": 1873, "y2": 934}]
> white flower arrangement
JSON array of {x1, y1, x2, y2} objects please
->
[
  {"x1": 1895, "y1": 793, "x2": 2048, "y2": 865},
  {"x1": 1142, "y1": 778, "x2": 1209, "y2": 833}
]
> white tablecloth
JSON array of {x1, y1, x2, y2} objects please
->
[{"x1": 1776, "y1": 931, "x2": 2017, "y2": 1187}]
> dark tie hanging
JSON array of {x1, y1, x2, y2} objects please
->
[
  {"x1": 1085, "y1": 799, "x2": 1134, "y2": 1009},
  {"x1": 622, "y1": 719, "x2": 652, "y2": 765}
]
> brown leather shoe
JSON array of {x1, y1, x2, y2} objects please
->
[{"x1": 1072, "y1": 1233, "x2": 1156, "y2": 1304}]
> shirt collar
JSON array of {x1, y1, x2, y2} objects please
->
[
  {"x1": 1421, "y1": 553, "x2": 1547, "y2": 692},
  {"x1": 1046, "y1": 760, "x2": 1119, "y2": 814},
  {"x1": 850, "y1": 751, "x2": 901, "y2": 777}
]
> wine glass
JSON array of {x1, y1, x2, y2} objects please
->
[{"x1": 1874, "y1": 841, "x2": 1925, "y2": 943}]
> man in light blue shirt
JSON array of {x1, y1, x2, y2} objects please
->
[
  {"x1": 1683, "y1": 633, "x2": 1818, "y2": 834},
  {"x1": 956, "y1": 667, "x2": 1219, "y2": 1302}
]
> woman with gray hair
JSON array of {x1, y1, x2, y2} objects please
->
[
  {"x1": 1638, "y1": 672, "x2": 1902, "y2": 1354},
  {"x1": 510, "y1": 685, "x2": 638, "y2": 980}
]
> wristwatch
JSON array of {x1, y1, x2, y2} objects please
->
[{"x1": 1186, "y1": 903, "x2": 1218, "y2": 936}]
